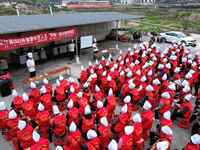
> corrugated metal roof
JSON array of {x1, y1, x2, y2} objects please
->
[{"x1": 0, "y1": 12, "x2": 143, "y2": 35}]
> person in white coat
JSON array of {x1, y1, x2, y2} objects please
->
[{"x1": 26, "y1": 52, "x2": 36, "y2": 77}]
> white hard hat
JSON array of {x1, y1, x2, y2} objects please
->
[
  {"x1": 143, "y1": 101, "x2": 152, "y2": 110},
  {"x1": 123, "y1": 95, "x2": 131, "y2": 103},
  {"x1": 38, "y1": 103, "x2": 45, "y2": 112},
  {"x1": 191, "y1": 134, "x2": 200, "y2": 144},
  {"x1": 108, "y1": 139, "x2": 118, "y2": 150},
  {"x1": 161, "y1": 125, "x2": 173, "y2": 135},
  {"x1": 69, "y1": 121, "x2": 77, "y2": 132},
  {"x1": 32, "y1": 131, "x2": 40, "y2": 142},
  {"x1": 84, "y1": 105, "x2": 91, "y2": 115},
  {"x1": 0, "y1": 102, "x2": 6, "y2": 111},
  {"x1": 132, "y1": 113, "x2": 142, "y2": 123},
  {"x1": 8, "y1": 109, "x2": 17, "y2": 119},
  {"x1": 87, "y1": 129, "x2": 97, "y2": 140},
  {"x1": 22, "y1": 92, "x2": 29, "y2": 102},
  {"x1": 156, "y1": 141, "x2": 169, "y2": 150},
  {"x1": 67, "y1": 99, "x2": 74, "y2": 109},
  {"x1": 53, "y1": 105, "x2": 60, "y2": 115},
  {"x1": 30, "y1": 82, "x2": 36, "y2": 89},
  {"x1": 100, "y1": 117, "x2": 108, "y2": 127},
  {"x1": 97, "y1": 101, "x2": 103, "y2": 109},
  {"x1": 18, "y1": 120, "x2": 26, "y2": 131},
  {"x1": 163, "y1": 111, "x2": 171, "y2": 120},
  {"x1": 108, "y1": 88, "x2": 113, "y2": 96},
  {"x1": 12, "y1": 89, "x2": 18, "y2": 97},
  {"x1": 124, "y1": 125, "x2": 134, "y2": 135}
]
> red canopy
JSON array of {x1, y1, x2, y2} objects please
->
[{"x1": 0, "y1": 27, "x2": 78, "y2": 52}]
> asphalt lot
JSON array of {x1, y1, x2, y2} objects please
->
[{"x1": 0, "y1": 34, "x2": 199, "y2": 149}]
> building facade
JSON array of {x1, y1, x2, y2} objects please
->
[{"x1": 120, "y1": 0, "x2": 156, "y2": 5}]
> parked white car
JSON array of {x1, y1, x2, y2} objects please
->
[{"x1": 159, "y1": 31, "x2": 196, "y2": 47}]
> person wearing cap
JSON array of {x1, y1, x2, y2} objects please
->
[
  {"x1": 96, "y1": 101, "x2": 108, "y2": 121},
  {"x1": 40, "y1": 86, "x2": 52, "y2": 112},
  {"x1": 65, "y1": 122, "x2": 82, "y2": 150},
  {"x1": 81, "y1": 105, "x2": 95, "y2": 135},
  {"x1": 184, "y1": 134, "x2": 200, "y2": 150},
  {"x1": 141, "y1": 101, "x2": 154, "y2": 139},
  {"x1": 80, "y1": 65, "x2": 89, "y2": 85},
  {"x1": 97, "y1": 117, "x2": 112, "y2": 149},
  {"x1": 83, "y1": 129, "x2": 100, "y2": 150},
  {"x1": 11, "y1": 90, "x2": 23, "y2": 113},
  {"x1": 55, "y1": 80, "x2": 67, "y2": 103},
  {"x1": 108, "y1": 139, "x2": 118, "y2": 150},
  {"x1": 113, "y1": 104, "x2": 130, "y2": 137},
  {"x1": 106, "y1": 75, "x2": 117, "y2": 94},
  {"x1": 106, "y1": 88, "x2": 116, "y2": 120},
  {"x1": 77, "y1": 92, "x2": 89, "y2": 115},
  {"x1": 66, "y1": 99, "x2": 79, "y2": 125},
  {"x1": 159, "y1": 125, "x2": 173, "y2": 143},
  {"x1": 29, "y1": 82, "x2": 40, "y2": 105},
  {"x1": 93, "y1": 85, "x2": 104, "y2": 106},
  {"x1": 50, "y1": 105, "x2": 67, "y2": 138},
  {"x1": 158, "y1": 92, "x2": 172, "y2": 116},
  {"x1": 0, "y1": 102, "x2": 9, "y2": 131},
  {"x1": 30, "y1": 130, "x2": 49, "y2": 150},
  {"x1": 118, "y1": 125, "x2": 134, "y2": 150},
  {"x1": 43, "y1": 78, "x2": 53, "y2": 95},
  {"x1": 21, "y1": 92, "x2": 36, "y2": 119},
  {"x1": 26, "y1": 52, "x2": 36, "y2": 77},
  {"x1": 5, "y1": 110, "x2": 19, "y2": 141},
  {"x1": 35, "y1": 103, "x2": 50, "y2": 138},
  {"x1": 17, "y1": 120, "x2": 34, "y2": 149},
  {"x1": 160, "y1": 111, "x2": 173, "y2": 128}
]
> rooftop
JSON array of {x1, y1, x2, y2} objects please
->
[{"x1": 0, "y1": 12, "x2": 143, "y2": 35}]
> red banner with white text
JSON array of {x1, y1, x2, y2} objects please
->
[{"x1": 0, "y1": 28, "x2": 77, "y2": 52}]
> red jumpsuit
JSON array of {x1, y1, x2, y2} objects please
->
[
  {"x1": 0, "y1": 109, "x2": 9, "y2": 129},
  {"x1": 106, "y1": 96, "x2": 116, "y2": 120},
  {"x1": 114, "y1": 113, "x2": 130, "y2": 136},
  {"x1": 118, "y1": 134, "x2": 133, "y2": 150},
  {"x1": 12, "y1": 96, "x2": 23, "y2": 112},
  {"x1": 81, "y1": 115, "x2": 95, "y2": 134},
  {"x1": 96, "y1": 107, "x2": 108, "y2": 121},
  {"x1": 35, "y1": 110, "x2": 50, "y2": 138},
  {"x1": 22, "y1": 100, "x2": 36, "y2": 119},
  {"x1": 29, "y1": 88, "x2": 40, "y2": 104},
  {"x1": 141, "y1": 110, "x2": 153, "y2": 139},
  {"x1": 132, "y1": 122, "x2": 143, "y2": 143},
  {"x1": 85, "y1": 138, "x2": 100, "y2": 150},
  {"x1": 17, "y1": 125, "x2": 34, "y2": 149},
  {"x1": 184, "y1": 143, "x2": 199, "y2": 150},
  {"x1": 51, "y1": 114, "x2": 66, "y2": 137},
  {"x1": 67, "y1": 107, "x2": 79, "y2": 125},
  {"x1": 30, "y1": 138, "x2": 49, "y2": 150},
  {"x1": 97, "y1": 124, "x2": 112, "y2": 150},
  {"x1": 5, "y1": 117, "x2": 19, "y2": 141},
  {"x1": 40, "y1": 94, "x2": 52, "y2": 112},
  {"x1": 66, "y1": 130, "x2": 82, "y2": 150}
]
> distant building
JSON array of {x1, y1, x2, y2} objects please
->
[{"x1": 120, "y1": 0, "x2": 156, "y2": 5}]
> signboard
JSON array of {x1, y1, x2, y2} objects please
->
[
  {"x1": 0, "y1": 28, "x2": 77, "y2": 52},
  {"x1": 80, "y1": 35, "x2": 93, "y2": 49}
]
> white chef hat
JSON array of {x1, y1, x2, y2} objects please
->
[
  {"x1": 161, "y1": 125, "x2": 173, "y2": 135},
  {"x1": 143, "y1": 101, "x2": 152, "y2": 110},
  {"x1": 53, "y1": 105, "x2": 60, "y2": 115},
  {"x1": 174, "y1": 67, "x2": 180, "y2": 73},
  {"x1": 40, "y1": 86, "x2": 47, "y2": 94},
  {"x1": 38, "y1": 103, "x2": 45, "y2": 112},
  {"x1": 18, "y1": 120, "x2": 26, "y2": 130},
  {"x1": 128, "y1": 82, "x2": 135, "y2": 90},
  {"x1": 147, "y1": 70, "x2": 153, "y2": 76},
  {"x1": 58, "y1": 75, "x2": 64, "y2": 81},
  {"x1": 136, "y1": 69, "x2": 141, "y2": 76},
  {"x1": 126, "y1": 71, "x2": 133, "y2": 78},
  {"x1": 153, "y1": 78, "x2": 161, "y2": 85},
  {"x1": 158, "y1": 64, "x2": 164, "y2": 69},
  {"x1": 95, "y1": 85, "x2": 100, "y2": 92},
  {"x1": 8, "y1": 109, "x2": 17, "y2": 119},
  {"x1": 84, "y1": 105, "x2": 91, "y2": 115},
  {"x1": 121, "y1": 104, "x2": 128, "y2": 113},
  {"x1": 135, "y1": 60, "x2": 140, "y2": 65},
  {"x1": 87, "y1": 129, "x2": 97, "y2": 140},
  {"x1": 12, "y1": 89, "x2": 18, "y2": 97},
  {"x1": 30, "y1": 82, "x2": 36, "y2": 89},
  {"x1": 124, "y1": 125, "x2": 134, "y2": 135},
  {"x1": 108, "y1": 88, "x2": 113, "y2": 96},
  {"x1": 67, "y1": 99, "x2": 74, "y2": 109},
  {"x1": 182, "y1": 80, "x2": 189, "y2": 87},
  {"x1": 156, "y1": 141, "x2": 169, "y2": 150},
  {"x1": 108, "y1": 139, "x2": 118, "y2": 150},
  {"x1": 163, "y1": 111, "x2": 171, "y2": 120},
  {"x1": 161, "y1": 92, "x2": 171, "y2": 99},
  {"x1": 162, "y1": 74, "x2": 168, "y2": 81},
  {"x1": 140, "y1": 76, "x2": 147, "y2": 82},
  {"x1": 77, "y1": 92, "x2": 83, "y2": 98},
  {"x1": 22, "y1": 92, "x2": 29, "y2": 102},
  {"x1": 191, "y1": 134, "x2": 200, "y2": 144},
  {"x1": 184, "y1": 93, "x2": 193, "y2": 101},
  {"x1": 107, "y1": 75, "x2": 112, "y2": 81},
  {"x1": 97, "y1": 101, "x2": 103, "y2": 109},
  {"x1": 69, "y1": 121, "x2": 77, "y2": 132},
  {"x1": 98, "y1": 64, "x2": 103, "y2": 69},
  {"x1": 165, "y1": 63, "x2": 171, "y2": 69},
  {"x1": 132, "y1": 113, "x2": 142, "y2": 123},
  {"x1": 146, "y1": 85, "x2": 154, "y2": 92},
  {"x1": 123, "y1": 95, "x2": 131, "y2": 103},
  {"x1": 32, "y1": 131, "x2": 40, "y2": 142},
  {"x1": 55, "y1": 146, "x2": 63, "y2": 150},
  {"x1": 0, "y1": 102, "x2": 6, "y2": 111},
  {"x1": 43, "y1": 78, "x2": 49, "y2": 84},
  {"x1": 168, "y1": 83, "x2": 176, "y2": 91},
  {"x1": 100, "y1": 117, "x2": 108, "y2": 127},
  {"x1": 120, "y1": 70, "x2": 125, "y2": 76},
  {"x1": 183, "y1": 85, "x2": 191, "y2": 93}
]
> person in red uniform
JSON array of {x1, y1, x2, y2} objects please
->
[
  {"x1": 81, "y1": 105, "x2": 95, "y2": 134},
  {"x1": 43, "y1": 78, "x2": 53, "y2": 95},
  {"x1": 141, "y1": 101, "x2": 154, "y2": 139},
  {"x1": 21, "y1": 92, "x2": 36, "y2": 119},
  {"x1": 159, "y1": 92, "x2": 172, "y2": 116},
  {"x1": 160, "y1": 111, "x2": 173, "y2": 128},
  {"x1": 29, "y1": 82, "x2": 40, "y2": 104},
  {"x1": 180, "y1": 94, "x2": 193, "y2": 121},
  {"x1": 106, "y1": 88, "x2": 116, "y2": 120},
  {"x1": 17, "y1": 120, "x2": 34, "y2": 149},
  {"x1": 11, "y1": 90, "x2": 23, "y2": 113},
  {"x1": 65, "y1": 121, "x2": 82, "y2": 150},
  {"x1": 55, "y1": 79, "x2": 66, "y2": 103},
  {"x1": 40, "y1": 86, "x2": 52, "y2": 112},
  {"x1": 96, "y1": 101, "x2": 108, "y2": 120},
  {"x1": 83, "y1": 129, "x2": 100, "y2": 150},
  {"x1": 108, "y1": 139, "x2": 118, "y2": 150},
  {"x1": 30, "y1": 130, "x2": 50, "y2": 150},
  {"x1": 159, "y1": 125, "x2": 173, "y2": 143},
  {"x1": 97, "y1": 117, "x2": 112, "y2": 150},
  {"x1": 184, "y1": 134, "x2": 200, "y2": 150},
  {"x1": 67, "y1": 99, "x2": 79, "y2": 125},
  {"x1": 80, "y1": 65, "x2": 89, "y2": 85},
  {"x1": 113, "y1": 104, "x2": 130, "y2": 137},
  {"x1": 50, "y1": 105, "x2": 67, "y2": 138},
  {"x1": 118, "y1": 125, "x2": 134, "y2": 150},
  {"x1": 35, "y1": 103, "x2": 50, "y2": 138},
  {"x1": 0, "y1": 102, "x2": 9, "y2": 131}
]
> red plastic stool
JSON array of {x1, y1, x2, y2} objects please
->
[
  {"x1": 135, "y1": 138, "x2": 145, "y2": 150},
  {"x1": 178, "y1": 118, "x2": 190, "y2": 129}
]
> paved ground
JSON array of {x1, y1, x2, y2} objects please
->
[{"x1": 0, "y1": 34, "x2": 199, "y2": 149}]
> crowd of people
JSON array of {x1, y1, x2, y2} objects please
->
[{"x1": 0, "y1": 42, "x2": 200, "y2": 150}]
